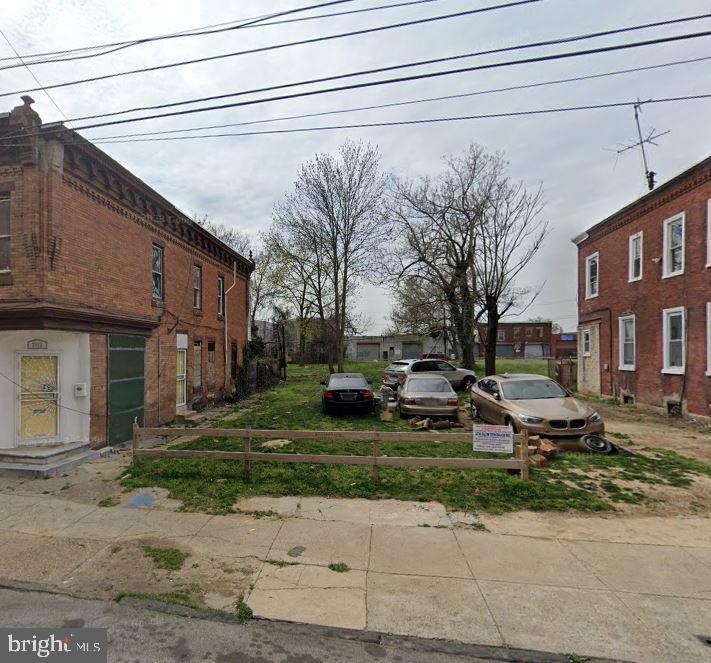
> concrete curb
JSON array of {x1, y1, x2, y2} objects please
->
[{"x1": 117, "y1": 595, "x2": 629, "y2": 663}]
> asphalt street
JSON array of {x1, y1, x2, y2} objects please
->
[{"x1": 0, "y1": 585, "x2": 616, "y2": 663}]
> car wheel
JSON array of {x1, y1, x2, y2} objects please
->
[
  {"x1": 461, "y1": 376, "x2": 475, "y2": 391},
  {"x1": 581, "y1": 434, "x2": 615, "y2": 454},
  {"x1": 470, "y1": 402, "x2": 480, "y2": 420}
]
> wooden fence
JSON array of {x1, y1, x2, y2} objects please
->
[{"x1": 132, "y1": 425, "x2": 530, "y2": 480}]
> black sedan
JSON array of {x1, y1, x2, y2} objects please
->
[{"x1": 321, "y1": 373, "x2": 375, "y2": 415}]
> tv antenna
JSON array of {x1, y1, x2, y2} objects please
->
[{"x1": 606, "y1": 99, "x2": 669, "y2": 190}]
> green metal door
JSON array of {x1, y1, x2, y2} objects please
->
[{"x1": 108, "y1": 334, "x2": 145, "y2": 445}]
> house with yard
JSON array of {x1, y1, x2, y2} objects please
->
[
  {"x1": 0, "y1": 97, "x2": 252, "y2": 466},
  {"x1": 573, "y1": 155, "x2": 710, "y2": 418},
  {"x1": 475, "y1": 321, "x2": 553, "y2": 358}
]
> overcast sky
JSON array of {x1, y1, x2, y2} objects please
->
[{"x1": 3, "y1": 0, "x2": 709, "y2": 333}]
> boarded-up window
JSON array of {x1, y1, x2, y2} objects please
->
[
  {"x1": 207, "y1": 341, "x2": 216, "y2": 389},
  {"x1": 193, "y1": 340, "x2": 202, "y2": 389}
]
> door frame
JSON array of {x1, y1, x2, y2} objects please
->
[{"x1": 15, "y1": 350, "x2": 61, "y2": 447}]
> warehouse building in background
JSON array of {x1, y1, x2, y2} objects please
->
[{"x1": 0, "y1": 98, "x2": 252, "y2": 469}]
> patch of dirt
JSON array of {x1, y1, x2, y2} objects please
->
[
  {"x1": 64, "y1": 537, "x2": 260, "y2": 611},
  {"x1": 597, "y1": 403, "x2": 711, "y2": 464},
  {"x1": 610, "y1": 474, "x2": 711, "y2": 517}
]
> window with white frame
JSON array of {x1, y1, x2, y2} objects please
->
[
  {"x1": 628, "y1": 232, "x2": 643, "y2": 282},
  {"x1": 707, "y1": 302, "x2": 711, "y2": 376},
  {"x1": 585, "y1": 252, "x2": 599, "y2": 299},
  {"x1": 0, "y1": 194, "x2": 10, "y2": 271},
  {"x1": 662, "y1": 213, "x2": 685, "y2": 278},
  {"x1": 193, "y1": 265, "x2": 202, "y2": 310},
  {"x1": 662, "y1": 307, "x2": 685, "y2": 373},
  {"x1": 619, "y1": 315, "x2": 635, "y2": 370},
  {"x1": 582, "y1": 329, "x2": 591, "y2": 357},
  {"x1": 497, "y1": 329, "x2": 506, "y2": 341}
]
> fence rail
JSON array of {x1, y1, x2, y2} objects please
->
[{"x1": 132, "y1": 426, "x2": 530, "y2": 480}]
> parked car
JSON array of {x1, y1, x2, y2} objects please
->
[
  {"x1": 383, "y1": 359, "x2": 476, "y2": 391},
  {"x1": 321, "y1": 373, "x2": 375, "y2": 415},
  {"x1": 397, "y1": 375, "x2": 460, "y2": 420},
  {"x1": 469, "y1": 373, "x2": 604, "y2": 437}
]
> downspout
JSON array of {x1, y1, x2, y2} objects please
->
[{"x1": 224, "y1": 261, "x2": 237, "y2": 392}]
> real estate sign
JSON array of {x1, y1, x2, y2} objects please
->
[{"x1": 473, "y1": 424, "x2": 514, "y2": 454}]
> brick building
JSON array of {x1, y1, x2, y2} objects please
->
[
  {"x1": 0, "y1": 97, "x2": 252, "y2": 459},
  {"x1": 552, "y1": 332, "x2": 578, "y2": 358},
  {"x1": 475, "y1": 321, "x2": 553, "y2": 358},
  {"x1": 573, "y1": 155, "x2": 710, "y2": 418}
]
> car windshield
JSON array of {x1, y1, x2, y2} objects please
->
[
  {"x1": 329, "y1": 376, "x2": 367, "y2": 389},
  {"x1": 385, "y1": 362, "x2": 409, "y2": 372},
  {"x1": 501, "y1": 379, "x2": 567, "y2": 400},
  {"x1": 407, "y1": 379, "x2": 452, "y2": 393}
]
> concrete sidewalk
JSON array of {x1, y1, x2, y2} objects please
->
[{"x1": 0, "y1": 492, "x2": 709, "y2": 662}]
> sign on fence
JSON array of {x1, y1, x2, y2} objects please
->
[{"x1": 473, "y1": 424, "x2": 514, "y2": 454}]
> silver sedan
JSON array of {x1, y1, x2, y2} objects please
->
[{"x1": 397, "y1": 375, "x2": 460, "y2": 419}]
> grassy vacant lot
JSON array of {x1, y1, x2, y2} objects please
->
[{"x1": 123, "y1": 360, "x2": 711, "y2": 516}]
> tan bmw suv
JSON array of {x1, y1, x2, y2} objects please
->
[{"x1": 469, "y1": 374, "x2": 604, "y2": 437}]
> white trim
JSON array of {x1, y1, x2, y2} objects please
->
[
  {"x1": 707, "y1": 302, "x2": 711, "y2": 376},
  {"x1": 662, "y1": 306, "x2": 685, "y2": 374},
  {"x1": 585, "y1": 252, "x2": 599, "y2": 299},
  {"x1": 618, "y1": 314, "x2": 636, "y2": 371},
  {"x1": 628, "y1": 231, "x2": 643, "y2": 282},
  {"x1": 706, "y1": 199, "x2": 711, "y2": 268},
  {"x1": 662, "y1": 212, "x2": 685, "y2": 278},
  {"x1": 582, "y1": 329, "x2": 592, "y2": 357}
]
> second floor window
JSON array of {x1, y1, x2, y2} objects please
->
[
  {"x1": 0, "y1": 194, "x2": 10, "y2": 271},
  {"x1": 663, "y1": 214, "x2": 684, "y2": 278},
  {"x1": 193, "y1": 265, "x2": 202, "y2": 309},
  {"x1": 497, "y1": 330, "x2": 505, "y2": 341},
  {"x1": 217, "y1": 275, "x2": 224, "y2": 315},
  {"x1": 151, "y1": 244, "x2": 164, "y2": 300},
  {"x1": 628, "y1": 232, "x2": 643, "y2": 282},
  {"x1": 585, "y1": 252, "x2": 599, "y2": 299}
]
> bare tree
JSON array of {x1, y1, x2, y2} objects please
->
[
  {"x1": 194, "y1": 214, "x2": 251, "y2": 256},
  {"x1": 272, "y1": 140, "x2": 386, "y2": 371},
  {"x1": 473, "y1": 161, "x2": 548, "y2": 376},
  {"x1": 387, "y1": 146, "x2": 496, "y2": 369},
  {"x1": 387, "y1": 145, "x2": 547, "y2": 374}
]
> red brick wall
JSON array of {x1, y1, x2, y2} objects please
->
[
  {"x1": 1, "y1": 137, "x2": 250, "y2": 442},
  {"x1": 577, "y1": 166, "x2": 711, "y2": 417}
]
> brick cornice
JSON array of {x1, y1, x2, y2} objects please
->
[
  {"x1": 584, "y1": 160, "x2": 711, "y2": 244},
  {"x1": 54, "y1": 131, "x2": 253, "y2": 276},
  {"x1": 62, "y1": 174, "x2": 250, "y2": 279}
]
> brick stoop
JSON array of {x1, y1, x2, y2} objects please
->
[{"x1": 0, "y1": 442, "x2": 110, "y2": 477}]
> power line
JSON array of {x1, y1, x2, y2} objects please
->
[
  {"x1": 47, "y1": 31, "x2": 711, "y2": 134},
  {"x1": 0, "y1": 0, "x2": 543, "y2": 95},
  {"x1": 0, "y1": 28, "x2": 71, "y2": 125},
  {"x1": 3, "y1": 94, "x2": 708, "y2": 149},
  {"x1": 80, "y1": 54, "x2": 711, "y2": 141},
  {"x1": 0, "y1": 0, "x2": 442, "y2": 65},
  {"x1": 51, "y1": 20, "x2": 711, "y2": 126}
]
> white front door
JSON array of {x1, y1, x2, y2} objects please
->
[{"x1": 17, "y1": 353, "x2": 60, "y2": 445}]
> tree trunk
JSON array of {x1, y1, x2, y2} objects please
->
[{"x1": 484, "y1": 308, "x2": 500, "y2": 377}]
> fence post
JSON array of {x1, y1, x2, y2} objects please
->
[
  {"x1": 244, "y1": 427, "x2": 252, "y2": 481},
  {"x1": 372, "y1": 433, "x2": 380, "y2": 483},
  {"x1": 519, "y1": 428, "x2": 529, "y2": 480},
  {"x1": 131, "y1": 417, "x2": 138, "y2": 465}
]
